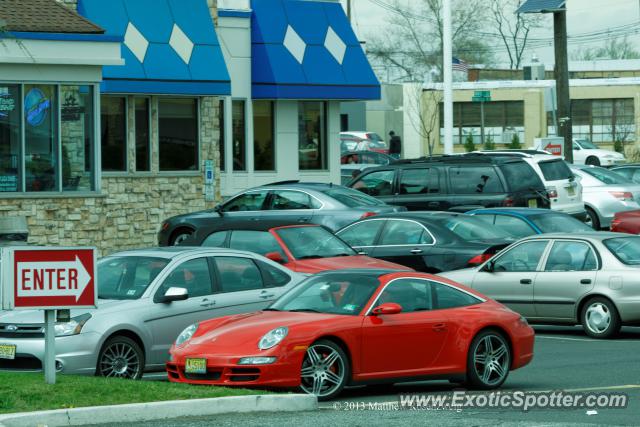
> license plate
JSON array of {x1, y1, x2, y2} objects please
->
[
  {"x1": 567, "y1": 186, "x2": 575, "y2": 197},
  {"x1": 185, "y1": 358, "x2": 207, "y2": 374},
  {"x1": 0, "y1": 344, "x2": 16, "y2": 360},
  {"x1": 528, "y1": 199, "x2": 538, "y2": 208}
]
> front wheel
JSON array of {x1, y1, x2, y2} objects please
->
[
  {"x1": 97, "y1": 336, "x2": 145, "y2": 379},
  {"x1": 581, "y1": 297, "x2": 621, "y2": 339},
  {"x1": 585, "y1": 207, "x2": 600, "y2": 230},
  {"x1": 299, "y1": 340, "x2": 349, "y2": 401},
  {"x1": 171, "y1": 229, "x2": 193, "y2": 246},
  {"x1": 466, "y1": 330, "x2": 511, "y2": 389},
  {"x1": 586, "y1": 156, "x2": 601, "y2": 166}
]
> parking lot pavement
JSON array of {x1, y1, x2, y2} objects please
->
[{"x1": 92, "y1": 325, "x2": 640, "y2": 427}]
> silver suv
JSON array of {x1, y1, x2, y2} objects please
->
[{"x1": 0, "y1": 247, "x2": 303, "y2": 378}]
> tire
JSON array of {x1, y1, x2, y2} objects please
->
[
  {"x1": 170, "y1": 229, "x2": 193, "y2": 246},
  {"x1": 97, "y1": 336, "x2": 145, "y2": 379},
  {"x1": 581, "y1": 297, "x2": 621, "y2": 339},
  {"x1": 299, "y1": 339, "x2": 350, "y2": 401},
  {"x1": 585, "y1": 207, "x2": 600, "y2": 230},
  {"x1": 586, "y1": 156, "x2": 601, "y2": 166},
  {"x1": 465, "y1": 330, "x2": 511, "y2": 390}
]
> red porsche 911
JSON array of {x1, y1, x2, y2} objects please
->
[{"x1": 167, "y1": 270, "x2": 534, "y2": 400}]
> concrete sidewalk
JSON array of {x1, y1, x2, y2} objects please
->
[{"x1": 0, "y1": 394, "x2": 317, "y2": 427}]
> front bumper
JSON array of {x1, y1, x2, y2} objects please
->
[
  {"x1": 601, "y1": 158, "x2": 626, "y2": 166},
  {"x1": 0, "y1": 332, "x2": 101, "y2": 375}
]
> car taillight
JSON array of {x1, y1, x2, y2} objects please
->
[
  {"x1": 361, "y1": 212, "x2": 377, "y2": 219},
  {"x1": 502, "y1": 196, "x2": 514, "y2": 207},
  {"x1": 547, "y1": 187, "x2": 558, "y2": 199},
  {"x1": 610, "y1": 191, "x2": 634, "y2": 201},
  {"x1": 468, "y1": 253, "x2": 493, "y2": 266},
  {"x1": 610, "y1": 218, "x2": 621, "y2": 230}
]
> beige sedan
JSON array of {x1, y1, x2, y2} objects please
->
[{"x1": 440, "y1": 233, "x2": 640, "y2": 338}]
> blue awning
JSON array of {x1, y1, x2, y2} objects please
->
[
  {"x1": 250, "y1": 0, "x2": 380, "y2": 100},
  {"x1": 78, "y1": 0, "x2": 230, "y2": 96}
]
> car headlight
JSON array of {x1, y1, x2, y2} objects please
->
[
  {"x1": 258, "y1": 327, "x2": 288, "y2": 350},
  {"x1": 54, "y1": 314, "x2": 91, "y2": 337},
  {"x1": 176, "y1": 323, "x2": 198, "y2": 346}
]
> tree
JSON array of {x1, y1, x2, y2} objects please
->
[
  {"x1": 571, "y1": 36, "x2": 640, "y2": 61},
  {"x1": 366, "y1": 0, "x2": 494, "y2": 83},
  {"x1": 489, "y1": 0, "x2": 545, "y2": 69},
  {"x1": 406, "y1": 85, "x2": 442, "y2": 158},
  {"x1": 483, "y1": 135, "x2": 496, "y2": 150},
  {"x1": 508, "y1": 133, "x2": 522, "y2": 149},
  {"x1": 463, "y1": 132, "x2": 476, "y2": 152}
]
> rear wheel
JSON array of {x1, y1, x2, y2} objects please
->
[
  {"x1": 581, "y1": 297, "x2": 621, "y2": 339},
  {"x1": 466, "y1": 330, "x2": 511, "y2": 389},
  {"x1": 586, "y1": 156, "x2": 601, "y2": 166},
  {"x1": 299, "y1": 340, "x2": 349, "y2": 401},
  {"x1": 585, "y1": 207, "x2": 600, "y2": 230},
  {"x1": 97, "y1": 336, "x2": 144, "y2": 379}
]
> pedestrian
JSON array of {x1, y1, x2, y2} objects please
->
[{"x1": 389, "y1": 131, "x2": 402, "y2": 160}]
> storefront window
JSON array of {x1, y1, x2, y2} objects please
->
[
  {"x1": 101, "y1": 96, "x2": 127, "y2": 172},
  {"x1": 219, "y1": 99, "x2": 226, "y2": 171},
  {"x1": 61, "y1": 85, "x2": 94, "y2": 191},
  {"x1": 135, "y1": 98, "x2": 150, "y2": 172},
  {"x1": 159, "y1": 98, "x2": 198, "y2": 171},
  {"x1": 232, "y1": 100, "x2": 246, "y2": 171},
  {"x1": 253, "y1": 100, "x2": 275, "y2": 171},
  {"x1": 0, "y1": 85, "x2": 21, "y2": 192},
  {"x1": 25, "y1": 85, "x2": 58, "y2": 192},
  {"x1": 299, "y1": 102, "x2": 327, "y2": 170}
]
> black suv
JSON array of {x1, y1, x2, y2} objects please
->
[{"x1": 346, "y1": 154, "x2": 550, "y2": 212}]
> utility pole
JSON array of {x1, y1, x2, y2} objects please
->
[
  {"x1": 443, "y1": 0, "x2": 454, "y2": 154},
  {"x1": 347, "y1": 0, "x2": 352, "y2": 22},
  {"x1": 554, "y1": 10, "x2": 573, "y2": 163}
]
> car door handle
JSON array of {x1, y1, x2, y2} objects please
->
[
  {"x1": 260, "y1": 292, "x2": 276, "y2": 299},
  {"x1": 200, "y1": 299, "x2": 216, "y2": 308},
  {"x1": 520, "y1": 279, "x2": 532, "y2": 285},
  {"x1": 427, "y1": 202, "x2": 440, "y2": 208},
  {"x1": 410, "y1": 249, "x2": 423, "y2": 254},
  {"x1": 297, "y1": 217, "x2": 309, "y2": 222},
  {"x1": 580, "y1": 279, "x2": 592, "y2": 285},
  {"x1": 432, "y1": 323, "x2": 447, "y2": 332}
]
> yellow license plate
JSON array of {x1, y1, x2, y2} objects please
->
[
  {"x1": 0, "y1": 344, "x2": 16, "y2": 360},
  {"x1": 528, "y1": 199, "x2": 538, "y2": 208},
  {"x1": 185, "y1": 358, "x2": 207, "y2": 374}
]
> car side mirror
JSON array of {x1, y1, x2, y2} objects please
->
[
  {"x1": 371, "y1": 302, "x2": 402, "y2": 316},
  {"x1": 265, "y1": 251, "x2": 285, "y2": 264},
  {"x1": 161, "y1": 287, "x2": 189, "y2": 303}
]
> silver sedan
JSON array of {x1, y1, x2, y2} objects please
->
[
  {"x1": 571, "y1": 164, "x2": 640, "y2": 229},
  {"x1": 440, "y1": 233, "x2": 640, "y2": 338},
  {"x1": 0, "y1": 247, "x2": 303, "y2": 378}
]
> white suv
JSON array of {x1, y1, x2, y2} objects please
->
[{"x1": 476, "y1": 151, "x2": 586, "y2": 221}]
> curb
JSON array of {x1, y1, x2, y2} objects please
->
[{"x1": 0, "y1": 394, "x2": 318, "y2": 427}]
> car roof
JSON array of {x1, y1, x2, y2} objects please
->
[
  {"x1": 376, "y1": 153, "x2": 527, "y2": 167},
  {"x1": 105, "y1": 247, "x2": 265, "y2": 259},
  {"x1": 373, "y1": 211, "x2": 469, "y2": 221},
  {"x1": 312, "y1": 268, "x2": 409, "y2": 278},
  {"x1": 257, "y1": 181, "x2": 340, "y2": 191},
  {"x1": 470, "y1": 208, "x2": 555, "y2": 217},
  {"x1": 523, "y1": 232, "x2": 631, "y2": 241}
]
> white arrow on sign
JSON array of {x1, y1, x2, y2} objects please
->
[{"x1": 16, "y1": 256, "x2": 91, "y2": 302}]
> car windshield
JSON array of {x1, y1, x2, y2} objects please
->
[
  {"x1": 275, "y1": 226, "x2": 356, "y2": 259},
  {"x1": 538, "y1": 159, "x2": 573, "y2": 181},
  {"x1": 529, "y1": 213, "x2": 594, "y2": 233},
  {"x1": 604, "y1": 237, "x2": 640, "y2": 265},
  {"x1": 580, "y1": 167, "x2": 632, "y2": 185},
  {"x1": 433, "y1": 216, "x2": 512, "y2": 240},
  {"x1": 269, "y1": 273, "x2": 380, "y2": 315},
  {"x1": 367, "y1": 133, "x2": 383, "y2": 142},
  {"x1": 98, "y1": 256, "x2": 169, "y2": 300},
  {"x1": 322, "y1": 187, "x2": 385, "y2": 207},
  {"x1": 577, "y1": 139, "x2": 598, "y2": 149}
]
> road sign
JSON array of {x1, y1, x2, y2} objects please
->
[
  {"x1": 534, "y1": 137, "x2": 565, "y2": 157},
  {"x1": 2, "y1": 247, "x2": 97, "y2": 310},
  {"x1": 472, "y1": 90, "x2": 491, "y2": 102}
]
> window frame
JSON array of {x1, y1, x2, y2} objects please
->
[
  {"x1": 220, "y1": 189, "x2": 271, "y2": 213},
  {"x1": 298, "y1": 101, "x2": 328, "y2": 171},
  {"x1": 133, "y1": 96, "x2": 152, "y2": 173},
  {"x1": 157, "y1": 96, "x2": 201, "y2": 175},
  {"x1": 232, "y1": 98, "x2": 248, "y2": 173},
  {"x1": 336, "y1": 218, "x2": 387, "y2": 248},
  {"x1": 378, "y1": 219, "x2": 437, "y2": 247},
  {"x1": 541, "y1": 239, "x2": 601, "y2": 272},
  {"x1": 253, "y1": 100, "x2": 276, "y2": 172},
  {"x1": 211, "y1": 255, "x2": 266, "y2": 293},
  {"x1": 267, "y1": 189, "x2": 324, "y2": 211},
  {"x1": 100, "y1": 94, "x2": 129, "y2": 175},
  {"x1": 486, "y1": 239, "x2": 551, "y2": 273},
  {"x1": 152, "y1": 256, "x2": 215, "y2": 303}
]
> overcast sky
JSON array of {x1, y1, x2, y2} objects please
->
[{"x1": 341, "y1": 0, "x2": 640, "y2": 65}]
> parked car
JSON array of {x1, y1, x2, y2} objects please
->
[
  {"x1": 346, "y1": 154, "x2": 551, "y2": 212},
  {"x1": 610, "y1": 210, "x2": 640, "y2": 234},
  {"x1": 336, "y1": 212, "x2": 514, "y2": 273},
  {"x1": 469, "y1": 208, "x2": 594, "y2": 239},
  {"x1": 341, "y1": 151, "x2": 394, "y2": 166},
  {"x1": 572, "y1": 139, "x2": 626, "y2": 166},
  {"x1": 610, "y1": 164, "x2": 640, "y2": 183},
  {"x1": 476, "y1": 151, "x2": 585, "y2": 220},
  {"x1": 159, "y1": 182, "x2": 406, "y2": 245},
  {"x1": 167, "y1": 269, "x2": 534, "y2": 399},
  {"x1": 570, "y1": 164, "x2": 640, "y2": 229},
  {"x1": 0, "y1": 247, "x2": 304, "y2": 378},
  {"x1": 440, "y1": 233, "x2": 640, "y2": 338},
  {"x1": 183, "y1": 222, "x2": 411, "y2": 274},
  {"x1": 340, "y1": 132, "x2": 389, "y2": 154}
]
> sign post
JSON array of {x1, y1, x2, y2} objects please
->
[
  {"x1": 1, "y1": 247, "x2": 97, "y2": 384},
  {"x1": 472, "y1": 91, "x2": 491, "y2": 146}
]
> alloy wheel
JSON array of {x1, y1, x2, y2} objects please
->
[
  {"x1": 99, "y1": 342, "x2": 141, "y2": 379},
  {"x1": 473, "y1": 335, "x2": 509, "y2": 387},
  {"x1": 172, "y1": 232, "x2": 191, "y2": 246},
  {"x1": 585, "y1": 302, "x2": 611, "y2": 335},
  {"x1": 300, "y1": 344, "x2": 346, "y2": 398}
]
